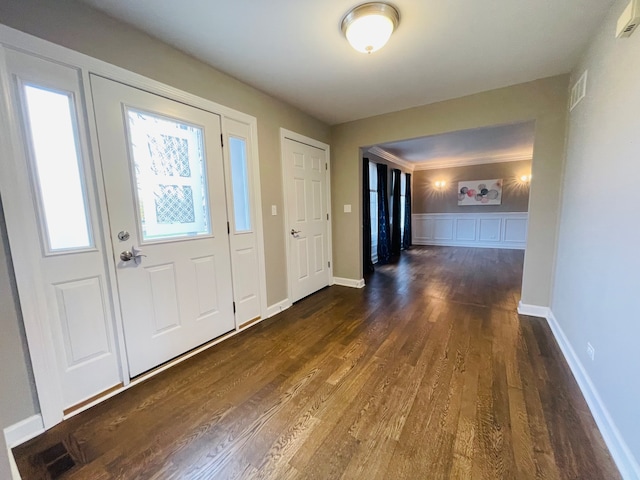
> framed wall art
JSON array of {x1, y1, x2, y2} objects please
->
[{"x1": 458, "y1": 179, "x2": 502, "y2": 206}]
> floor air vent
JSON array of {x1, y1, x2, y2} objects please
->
[{"x1": 39, "y1": 442, "x2": 76, "y2": 479}]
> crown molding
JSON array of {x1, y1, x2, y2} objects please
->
[
  {"x1": 413, "y1": 153, "x2": 532, "y2": 171},
  {"x1": 367, "y1": 146, "x2": 415, "y2": 172}
]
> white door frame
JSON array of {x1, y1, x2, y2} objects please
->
[
  {"x1": 0, "y1": 24, "x2": 268, "y2": 430},
  {"x1": 280, "y1": 129, "x2": 333, "y2": 303}
]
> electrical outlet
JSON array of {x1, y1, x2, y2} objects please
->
[{"x1": 587, "y1": 342, "x2": 595, "y2": 361}]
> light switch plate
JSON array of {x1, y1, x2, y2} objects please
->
[
  {"x1": 271, "y1": 205, "x2": 277, "y2": 216},
  {"x1": 344, "y1": 204, "x2": 352, "y2": 213}
]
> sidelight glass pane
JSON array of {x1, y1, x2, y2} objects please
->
[
  {"x1": 229, "y1": 136, "x2": 251, "y2": 232},
  {"x1": 23, "y1": 85, "x2": 92, "y2": 251},
  {"x1": 126, "y1": 108, "x2": 210, "y2": 241}
]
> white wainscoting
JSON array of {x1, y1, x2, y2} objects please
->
[{"x1": 412, "y1": 212, "x2": 528, "y2": 250}]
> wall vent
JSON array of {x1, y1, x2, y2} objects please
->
[
  {"x1": 569, "y1": 70, "x2": 588, "y2": 111},
  {"x1": 616, "y1": 0, "x2": 640, "y2": 38}
]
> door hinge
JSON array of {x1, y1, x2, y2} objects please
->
[
  {"x1": 227, "y1": 221, "x2": 230, "y2": 234},
  {"x1": 325, "y1": 163, "x2": 328, "y2": 170},
  {"x1": 328, "y1": 261, "x2": 331, "y2": 268},
  {"x1": 233, "y1": 301, "x2": 236, "y2": 313},
  {"x1": 327, "y1": 213, "x2": 329, "y2": 220},
  {"x1": 221, "y1": 134, "x2": 224, "y2": 147}
]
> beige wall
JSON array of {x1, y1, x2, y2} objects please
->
[
  {"x1": 330, "y1": 75, "x2": 569, "y2": 308},
  {"x1": 413, "y1": 160, "x2": 532, "y2": 214},
  {"x1": 551, "y1": 0, "x2": 640, "y2": 468},
  {"x1": 0, "y1": 199, "x2": 39, "y2": 427},
  {"x1": 0, "y1": 0, "x2": 330, "y2": 307}
]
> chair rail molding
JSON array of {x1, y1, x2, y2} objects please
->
[{"x1": 412, "y1": 212, "x2": 528, "y2": 250}]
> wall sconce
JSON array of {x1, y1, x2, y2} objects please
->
[
  {"x1": 520, "y1": 174, "x2": 532, "y2": 183},
  {"x1": 434, "y1": 180, "x2": 447, "y2": 189}
]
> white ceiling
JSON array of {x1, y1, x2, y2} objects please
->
[
  {"x1": 369, "y1": 121, "x2": 535, "y2": 170},
  {"x1": 78, "y1": 0, "x2": 614, "y2": 125}
]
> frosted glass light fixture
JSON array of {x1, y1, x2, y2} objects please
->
[{"x1": 341, "y1": 3, "x2": 400, "y2": 54}]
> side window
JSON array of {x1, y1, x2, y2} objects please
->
[
  {"x1": 229, "y1": 136, "x2": 252, "y2": 233},
  {"x1": 21, "y1": 84, "x2": 93, "y2": 252}
]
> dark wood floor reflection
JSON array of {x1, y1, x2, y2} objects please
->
[{"x1": 14, "y1": 246, "x2": 620, "y2": 479}]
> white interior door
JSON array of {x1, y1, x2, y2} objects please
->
[
  {"x1": 91, "y1": 75, "x2": 235, "y2": 377},
  {"x1": 3, "y1": 50, "x2": 122, "y2": 410},
  {"x1": 283, "y1": 137, "x2": 330, "y2": 302}
]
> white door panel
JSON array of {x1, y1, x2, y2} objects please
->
[
  {"x1": 4, "y1": 50, "x2": 121, "y2": 408},
  {"x1": 91, "y1": 75, "x2": 234, "y2": 377},
  {"x1": 284, "y1": 138, "x2": 330, "y2": 302},
  {"x1": 223, "y1": 119, "x2": 262, "y2": 326}
]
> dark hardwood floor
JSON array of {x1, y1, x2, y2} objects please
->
[{"x1": 14, "y1": 246, "x2": 620, "y2": 479}]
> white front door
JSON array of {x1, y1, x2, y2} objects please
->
[
  {"x1": 91, "y1": 75, "x2": 235, "y2": 377},
  {"x1": 283, "y1": 137, "x2": 330, "y2": 302}
]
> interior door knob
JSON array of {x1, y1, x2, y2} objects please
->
[{"x1": 290, "y1": 229, "x2": 301, "y2": 236}]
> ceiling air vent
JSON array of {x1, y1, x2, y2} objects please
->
[
  {"x1": 617, "y1": 0, "x2": 640, "y2": 38},
  {"x1": 569, "y1": 70, "x2": 587, "y2": 111}
]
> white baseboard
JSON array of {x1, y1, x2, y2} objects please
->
[
  {"x1": 546, "y1": 310, "x2": 640, "y2": 480},
  {"x1": 266, "y1": 298, "x2": 292, "y2": 318},
  {"x1": 517, "y1": 301, "x2": 550, "y2": 318},
  {"x1": 333, "y1": 277, "x2": 365, "y2": 288},
  {"x1": 3, "y1": 414, "x2": 44, "y2": 448}
]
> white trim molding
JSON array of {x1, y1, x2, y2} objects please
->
[
  {"x1": 546, "y1": 310, "x2": 640, "y2": 480},
  {"x1": 413, "y1": 212, "x2": 528, "y2": 250},
  {"x1": 517, "y1": 302, "x2": 550, "y2": 318},
  {"x1": 3, "y1": 415, "x2": 44, "y2": 448},
  {"x1": 413, "y1": 153, "x2": 532, "y2": 171},
  {"x1": 333, "y1": 277, "x2": 366, "y2": 288},
  {"x1": 266, "y1": 299, "x2": 292, "y2": 318},
  {"x1": 367, "y1": 146, "x2": 415, "y2": 172}
]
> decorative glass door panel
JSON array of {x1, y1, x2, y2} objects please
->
[{"x1": 126, "y1": 108, "x2": 210, "y2": 242}]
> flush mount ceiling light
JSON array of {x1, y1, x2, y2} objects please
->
[{"x1": 341, "y1": 2, "x2": 400, "y2": 54}]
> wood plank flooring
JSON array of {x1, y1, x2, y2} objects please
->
[{"x1": 13, "y1": 246, "x2": 620, "y2": 479}]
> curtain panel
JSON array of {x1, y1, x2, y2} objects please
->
[
  {"x1": 376, "y1": 163, "x2": 391, "y2": 264},
  {"x1": 403, "y1": 173, "x2": 412, "y2": 249},
  {"x1": 391, "y1": 168, "x2": 402, "y2": 256}
]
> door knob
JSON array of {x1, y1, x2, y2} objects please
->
[
  {"x1": 290, "y1": 229, "x2": 301, "y2": 236},
  {"x1": 120, "y1": 246, "x2": 146, "y2": 264}
]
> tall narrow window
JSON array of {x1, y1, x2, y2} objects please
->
[
  {"x1": 23, "y1": 85, "x2": 92, "y2": 252},
  {"x1": 400, "y1": 172, "x2": 406, "y2": 247},
  {"x1": 229, "y1": 136, "x2": 252, "y2": 232},
  {"x1": 369, "y1": 162, "x2": 378, "y2": 264}
]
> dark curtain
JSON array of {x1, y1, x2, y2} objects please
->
[
  {"x1": 403, "y1": 173, "x2": 412, "y2": 249},
  {"x1": 390, "y1": 169, "x2": 402, "y2": 256},
  {"x1": 362, "y1": 158, "x2": 374, "y2": 273},
  {"x1": 376, "y1": 163, "x2": 391, "y2": 264}
]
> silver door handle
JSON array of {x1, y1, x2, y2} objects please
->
[
  {"x1": 120, "y1": 246, "x2": 146, "y2": 264},
  {"x1": 290, "y1": 229, "x2": 301, "y2": 236}
]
